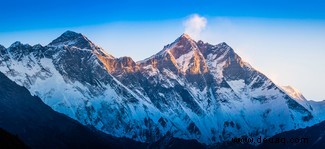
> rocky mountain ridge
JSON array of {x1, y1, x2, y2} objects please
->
[{"x1": 0, "y1": 31, "x2": 322, "y2": 144}]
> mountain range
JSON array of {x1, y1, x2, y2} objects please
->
[{"x1": 0, "y1": 31, "x2": 324, "y2": 147}]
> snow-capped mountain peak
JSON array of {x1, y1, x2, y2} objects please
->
[
  {"x1": 49, "y1": 30, "x2": 95, "y2": 49},
  {"x1": 282, "y1": 85, "x2": 306, "y2": 101},
  {"x1": 178, "y1": 33, "x2": 194, "y2": 42},
  {"x1": 142, "y1": 33, "x2": 208, "y2": 75},
  {"x1": 48, "y1": 30, "x2": 114, "y2": 60},
  {"x1": 9, "y1": 41, "x2": 24, "y2": 47},
  {"x1": 8, "y1": 41, "x2": 33, "y2": 51},
  {"x1": 281, "y1": 85, "x2": 313, "y2": 111},
  {"x1": 155, "y1": 33, "x2": 197, "y2": 57},
  {"x1": 167, "y1": 33, "x2": 198, "y2": 56}
]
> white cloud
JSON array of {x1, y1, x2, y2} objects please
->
[{"x1": 183, "y1": 14, "x2": 207, "y2": 39}]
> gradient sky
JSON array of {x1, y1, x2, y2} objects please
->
[{"x1": 0, "y1": 0, "x2": 324, "y2": 100}]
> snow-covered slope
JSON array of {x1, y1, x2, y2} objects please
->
[
  {"x1": 281, "y1": 86, "x2": 313, "y2": 111},
  {"x1": 282, "y1": 86, "x2": 306, "y2": 101},
  {"x1": 281, "y1": 86, "x2": 325, "y2": 122},
  {"x1": 0, "y1": 71, "x2": 143, "y2": 148},
  {"x1": 308, "y1": 100, "x2": 325, "y2": 122},
  {"x1": 0, "y1": 31, "x2": 319, "y2": 144}
]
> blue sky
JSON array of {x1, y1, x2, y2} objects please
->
[
  {"x1": 0, "y1": 0, "x2": 325, "y2": 100},
  {"x1": 1, "y1": 0, "x2": 325, "y2": 32}
]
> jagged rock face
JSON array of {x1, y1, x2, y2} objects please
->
[
  {"x1": 0, "y1": 31, "x2": 320, "y2": 144},
  {"x1": 145, "y1": 34, "x2": 209, "y2": 75},
  {"x1": 97, "y1": 55, "x2": 138, "y2": 76},
  {"x1": 108, "y1": 33, "x2": 316, "y2": 143}
]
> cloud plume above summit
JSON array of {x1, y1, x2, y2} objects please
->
[{"x1": 183, "y1": 14, "x2": 207, "y2": 39}]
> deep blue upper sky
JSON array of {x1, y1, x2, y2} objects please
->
[{"x1": 1, "y1": 0, "x2": 325, "y2": 32}]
